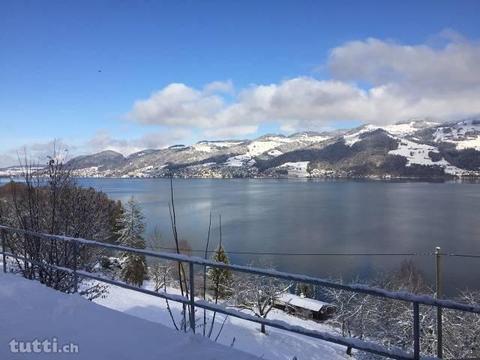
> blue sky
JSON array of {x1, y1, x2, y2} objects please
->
[{"x1": 1, "y1": 0, "x2": 480, "y2": 166}]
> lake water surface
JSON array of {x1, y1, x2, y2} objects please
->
[{"x1": 72, "y1": 178, "x2": 480, "y2": 296}]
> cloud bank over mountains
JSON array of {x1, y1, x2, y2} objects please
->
[{"x1": 129, "y1": 31, "x2": 480, "y2": 136}]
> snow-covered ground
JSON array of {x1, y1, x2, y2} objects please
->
[
  {"x1": 0, "y1": 166, "x2": 44, "y2": 178},
  {"x1": 93, "y1": 280, "x2": 350, "y2": 360},
  {"x1": 246, "y1": 137, "x2": 294, "y2": 157},
  {"x1": 343, "y1": 125, "x2": 379, "y2": 146},
  {"x1": 388, "y1": 139, "x2": 440, "y2": 166},
  {"x1": 193, "y1": 141, "x2": 244, "y2": 153},
  {"x1": 382, "y1": 119, "x2": 439, "y2": 136},
  {"x1": 0, "y1": 269, "x2": 350, "y2": 359},
  {"x1": 225, "y1": 154, "x2": 256, "y2": 167},
  {"x1": 433, "y1": 119, "x2": 480, "y2": 151},
  {"x1": 388, "y1": 138, "x2": 468, "y2": 175},
  {"x1": 278, "y1": 162, "x2": 310, "y2": 177},
  {"x1": 0, "y1": 272, "x2": 258, "y2": 360}
]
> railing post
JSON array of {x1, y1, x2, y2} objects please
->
[
  {"x1": 72, "y1": 241, "x2": 78, "y2": 293},
  {"x1": 435, "y1": 247, "x2": 443, "y2": 358},
  {"x1": 1, "y1": 229, "x2": 7, "y2": 273},
  {"x1": 437, "y1": 306, "x2": 443, "y2": 358},
  {"x1": 189, "y1": 262, "x2": 195, "y2": 333},
  {"x1": 413, "y1": 302, "x2": 420, "y2": 360}
]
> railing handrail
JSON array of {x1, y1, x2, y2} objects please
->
[{"x1": 1, "y1": 224, "x2": 479, "y2": 314}]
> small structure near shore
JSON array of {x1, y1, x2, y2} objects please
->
[{"x1": 275, "y1": 293, "x2": 336, "y2": 321}]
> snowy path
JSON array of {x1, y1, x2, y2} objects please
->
[{"x1": 0, "y1": 272, "x2": 258, "y2": 360}]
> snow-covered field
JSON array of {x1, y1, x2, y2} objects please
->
[
  {"x1": 382, "y1": 119, "x2": 439, "y2": 136},
  {"x1": 225, "y1": 154, "x2": 256, "y2": 167},
  {"x1": 193, "y1": 141, "x2": 244, "y2": 153},
  {"x1": 388, "y1": 139, "x2": 440, "y2": 166},
  {"x1": 388, "y1": 138, "x2": 468, "y2": 175},
  {"x1": 278, "y1": 162, "x2": 310, "y2": 177},
  {"x1": 0, "y1": 272, "x2": 258, "y2": 360},
  {"x1": 0, "y1": 270, "x2": 350, "y2": 359},
  {"x1": 433, "y1": 118, "x2": 480, "y2": 151},
  {"x1": 93, "y1": 280, "x2": 350, "y2": 360}
]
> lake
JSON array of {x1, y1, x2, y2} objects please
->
[
  {"x1": 69, "y1": 178, "x2": 479, "y2": 296},
  {"x1": 2, "y1": 177, "x2": 478, "y2": 295}
]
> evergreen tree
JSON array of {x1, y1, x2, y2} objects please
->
[
  {"x1": 208, "y1": 244, "x2": 233, "y2": 299},
  {"x1": 116, "y1": 197, "x2": 147, "y2": 286}
]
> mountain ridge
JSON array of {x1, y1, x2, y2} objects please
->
[{"x1": 2, "y1": 118, "x2": 480, "y2": 179}]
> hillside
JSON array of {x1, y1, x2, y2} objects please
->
[{"x1": 3, "y1": 117, "x2": 480, "y2": 179}]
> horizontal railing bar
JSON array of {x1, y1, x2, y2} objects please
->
[
  {"x1": 3, "y1": 251, "x2": 75, "y2": 275},
  {"x1": 1, "y1": 224, "x2": 480, "y2": 314}
]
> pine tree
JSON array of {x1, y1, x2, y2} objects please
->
[
  {"x1": 116, "y1": 197, "x2": 147, "y2": 286},
  {"x1": 208, "y1": 244, "x2": 233, "y2": 299}
]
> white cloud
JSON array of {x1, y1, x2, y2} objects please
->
[
  {"x1": 128, "y1": 32, "x2": 480, "y2": 132},
  {"x1": 203, "y1": 80, "x2": 234, "y2": 94},
  {"x1": 202, "y1": 125, "x2": 257, "y2": 139},
  {"x1": 130, "y1": 83, "x2": 225, "y2": 127},
  {"x1": 328, "y1": 34, "x2": 480, "y2": 93}
]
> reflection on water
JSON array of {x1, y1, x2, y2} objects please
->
[{"x1": 2, "y1": 177, "x2": 479, "y2": 295}]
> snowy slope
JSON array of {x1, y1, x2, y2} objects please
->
[
  {"x1": 387, "y1": 139, "x2": 466, "y2": 175},
  {"x1": 388, "y1": 139, "x2": 440, "y2": 166},
  {"x1": 343, "y1": 125, "x2": 379, "y2": 146},
  {"x1": 223, "y1": 137, "x2": 294, "y2": 166},
  {"x1": 278, "y1": 162, "x2": 310, "y2": 177},
  {"x1": 0, "y1": 272, "x2": 257, "y2": 360},
  {"x1": 382, "y1": 119, "x2": 439, "y2": 136},
  {"x1": 51, "y1": 117, "x2": 480, "y2": 179},
  {"x1": 94, "y1": 281, "x2": 351, "y2": 360},
  {"x1": 193, "y1": 141, "x2": 244, "y2": 153},
  {"x1": 223, "y1": 134, "x2": 330, "y2": 167},
  {"x1": 433, "y1": 118, "x2": 480, "y2": 150}
]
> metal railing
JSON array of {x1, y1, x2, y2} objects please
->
[{"x1": 1, "y1": 224, "x2": 480, "y2": 360}]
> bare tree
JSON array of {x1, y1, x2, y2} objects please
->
[
  {"x1": 0, "y1": 148, "x2": 121, "y2": 297},
  {"x1": 326, "y1": 261, "x2": 480, "y2": 359},
  {"x1": 442, "y1": 290, "x2": 480, "y2": 359},
  {"x1": 168, "y1": 177, "x2": 192, "y2": 332},
  {"x1": 233, "y1": 270, "x2": 290, "y2": 334}
]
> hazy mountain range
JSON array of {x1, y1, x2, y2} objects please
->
[{"x1": 3, "y1": 117, "x2": 480, "y2": 179}]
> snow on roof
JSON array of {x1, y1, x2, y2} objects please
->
[{"x1": 278, "y1": 293, "x2": 333, "y2": 312}]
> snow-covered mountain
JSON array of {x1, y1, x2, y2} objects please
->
[{"x1": 6, "y1": 117, "x2": 480, "y2": 179}]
